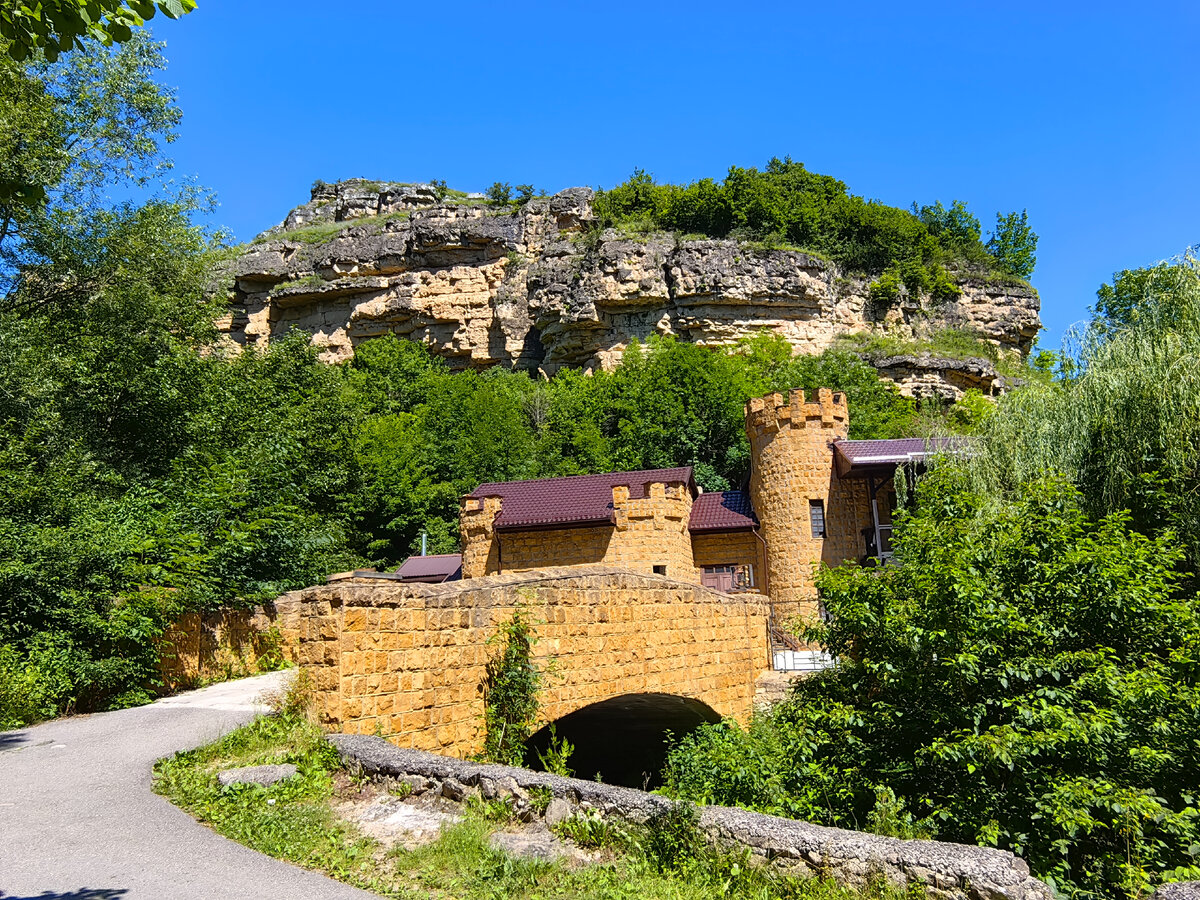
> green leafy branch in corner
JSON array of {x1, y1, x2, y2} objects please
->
[
  {"x1": 0, "y1": 1, "x2": 197, "y2": 62},
  {"x1": 481, "y1": 605, "x2": 542, "y2": 766}
]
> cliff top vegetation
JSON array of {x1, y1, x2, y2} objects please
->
[{"x1": 593, "y1": 159, "x2": 1038, "y2": 297}]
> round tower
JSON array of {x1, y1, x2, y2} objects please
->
[{"x1": 745, "y1": 388, "x2": 849, "y2": 627}]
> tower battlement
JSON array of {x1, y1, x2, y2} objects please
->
[
  {"x1": 744, "y1": 387, "x2": 850, "y2": 629},
  {"x1": 744, "y1": 388, "x2": 847, "y2": 438}
]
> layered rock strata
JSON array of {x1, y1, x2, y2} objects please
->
[{"x1": 215, "y1": 180, "x2": 1041, "y2": 397}]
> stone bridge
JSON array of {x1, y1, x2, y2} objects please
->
[{"x1": 291, "y1": 567, "x2": 770, "y2": 781}]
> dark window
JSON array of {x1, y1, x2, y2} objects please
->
[
  {"x1": 809, "y1": 499, "x2": 826, "y2": 539},
  {"x1": 653, "y1": 564, "x2": 667, "y2": 576}
]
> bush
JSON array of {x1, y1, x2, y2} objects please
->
[
  {"x1": 486, "y1": 181, "x2": 512, "y2": 207},
  {"x1": 594, "y1": 159, "x2": 1035, "y2": 295},
  {"x1": 665, "y1": 473, "x2": 1200, "y2": 899},
  {"x1": 481, "y1": 607, "x2": 542, "y2": 766}
]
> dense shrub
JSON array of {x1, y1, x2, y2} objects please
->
[
  {"x1": 969, "y1": 253, "x2": 1200, "y2": 570},
  {"x1": 666, "y1": 472, "x2": 1200, "y2": 899},
  {"x1": 594, "y1": 158, "x2": 1037, "y2": 287}
]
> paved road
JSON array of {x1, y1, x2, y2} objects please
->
[{"x1": 0, "y1": 672, "x2": 378, "y2": 900}]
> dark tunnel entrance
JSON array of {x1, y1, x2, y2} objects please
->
[{"x1": 524, "y1": 693, "x2": 721, "y2": 789}]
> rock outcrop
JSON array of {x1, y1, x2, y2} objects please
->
[
  {"x1": 215, "y1": 180, "x2": 1041, "y2": 398},
  {"x1": 865, "y1": 353, "x2": 1022, "y2": 401}
]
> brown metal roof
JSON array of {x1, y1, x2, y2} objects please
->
[
  {"x1": 689, "y1": 491, "x2": 758, "y2": 532},
  {"x1": 394, "y1": 553, "x2": 462, "y2": 582},
  {"x1": 834, "y1": 437, "x2": 966, "y2": 477},
  {"x1": 470, "y1": 467, "x2": 696, "y2": 531}
]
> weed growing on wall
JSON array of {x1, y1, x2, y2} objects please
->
[{"x1": 481, "y1": 606, "x2": 542, "y2": 766}]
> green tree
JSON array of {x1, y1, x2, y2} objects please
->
[
  {"x1": 2, "y1": 34, "x2": 186, "y2": 302},
  {"x1": 914, "y1": 200, "x2": 981, "y2": 251},
  {"x1": 0, "y1": 0, "x2": 195, "y2": 62},
  {"x1": 486, "y1": 181, "x2": 512, "y2": 207},
  {"x1": 986, "y1": 209, "x2": 1039, "y2": 278},
  {"x1": 730, "y1": 332, "x2": 917, "y2": 439},
  {"x1": 969, "y1": 253, "x2": 1200, "y2": 567},
  {"x1": 666, "y1": 473, "x2": 1200, "y2": 899}
]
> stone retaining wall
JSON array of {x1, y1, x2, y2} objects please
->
[
  {"x1": 157, "y1": 594, "x2": 302, "y2": 690},
  {"x1": 332, "y1": 734, "x2": 1052, "y2": 900}
]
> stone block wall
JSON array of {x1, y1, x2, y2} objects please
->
[
  {"x1": 691, "y1": 531, "x2": 767, "y2": 590},
  {"x1": 460, "y1": 495, "x2": 502, "y2": 578},
  {"x1": 293, "y1": 566, "x2": 770, "y2": 758},
  {"x1": 157, "y1": 595, "x2": 301, "y2": 691},
  {"x1": 495, "y1": 525, "x2": 614, "y2": 572},
  {"x1": 746, "y1": 389, "x2": 850, "y2": 624},
  {"x1": 609, "y1": 481, "x2": 695, "y2": 578},
  {"x1": 459, "y1": 479, "x2": 696, "y2": 581}
]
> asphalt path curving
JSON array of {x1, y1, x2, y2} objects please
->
[{"x1": 0, "y1": 672, "x2": 378, "y2": 900}]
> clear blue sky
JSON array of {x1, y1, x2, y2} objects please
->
[{"x1": 157, "y1": 1, "x2": 1199, "y2": 351}]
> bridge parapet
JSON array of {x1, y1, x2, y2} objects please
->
[{"x1": 294, "y1": 566, "x2": 770, "y2": 758}]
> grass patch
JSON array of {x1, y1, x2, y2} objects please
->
[
  {"x1": 155, "y1": 712, "x2": 912, "y2": 900},
  {"x1": 833, "y1": 328, "x2": 1002, "y2": 363},
  {"x1": 254, "y1": 209, "x2": 414, "y2": 247},
  {"x1": 271, "y1": 275, "x2": 327, "y2": 293},
  {"x1": 254, "y1": 219, "x2": 365, "y2": 245}
]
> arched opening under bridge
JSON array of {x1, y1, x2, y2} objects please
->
[{"x1": 525, "y1": 693, "x2": 721, "y2": 789}]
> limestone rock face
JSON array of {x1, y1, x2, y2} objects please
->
[
  {"x1": 215, "y1": 181, "x2": 1041, "y2": 397},
  {"x1": 866, "y1": 353, "x2": 1022, "y2": 401}
]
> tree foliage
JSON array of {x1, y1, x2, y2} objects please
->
[
  {"x1": 968, "y1": 253, "x2": 1200, "y2": 569},
  {"x1": 666, "y1": 473, "x2": 1200, "y2": 899},
  {"x1": 593, "y1": 159, "x2": 1036, "y2": 290},
  {"x1": 0, "y1": 0, "x2": 195, "y2": 62},
  {"x1": 986, "y1": 210, "x2": 1039, "y2": 279},
  {"x1": 481, "y1": 606, "x2": 542, "y2": 766},
  {"x1": 1, "y1": 33, "x2": 185, "y2": 301}
]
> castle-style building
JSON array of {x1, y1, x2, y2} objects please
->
[{"x1": 452, "y1": 389, "x2": 949, "y2": 642}]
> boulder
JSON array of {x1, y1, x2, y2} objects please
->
[{"x1": 217, "y1": 763, "x2": 297, "y2": 788}]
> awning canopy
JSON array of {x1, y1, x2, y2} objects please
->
[{"x1": 833, "y1": 437, "x2": 966, "y2": 479}]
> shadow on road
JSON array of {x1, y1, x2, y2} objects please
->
[
  {"x1": 1, "y1": 890, "x2": 129, "y2": 899},
  {"x1": 0, "y1": 731, "x2": 32, "y2": 751}
]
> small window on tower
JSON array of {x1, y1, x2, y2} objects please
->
[
  {"x1": 653, "y1": 564, "x2": 667, "y2": 576},
  {"x1": 809, "y1": 499, "x2": 826, "y2": 539}
]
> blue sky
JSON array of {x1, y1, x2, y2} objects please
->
[{"x1": 158, "y1": 1, "x2": 1198, "y2": 351}]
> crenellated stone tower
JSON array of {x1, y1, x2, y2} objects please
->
[{"x1": 745, "y1": 388, "x2": 850, "y2": 625}]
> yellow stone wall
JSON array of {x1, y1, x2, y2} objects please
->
[
  {"x1": 745, "y1": 388, "x2": 852, "y2": 625},
  {"x1": 294, "y1": 567, "x2": 770, "y2": 757},
  {"x1": 691, "y1": 531, "x2": 767, "y2": 589},
  {"x1": 460, "y1": 496, "x2": 502, "y2": 578},
  {"x1": 157, "y1": 595, "x2": 301, "y2": 691},
  {"x1": 459, "y1": 480, "x2": 696, "y2": 581}
]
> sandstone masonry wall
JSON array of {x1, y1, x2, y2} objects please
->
[
  {"x1": 295, "y1": 567, "x2": 770, "y2": 758},
  {"x1": 691, "y1": 531, "x2": 767, "y2": 589},
  {"x1": 157, "y1": 595, "x2": 301, "y2": 690},
  {"x1": 746, "y1": 389, "x2": 851, "y2": 624},
  {"x1": 460, "y1": 479, "x2": 696, "y2": 582}
]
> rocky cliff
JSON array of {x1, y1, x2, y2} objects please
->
[{"x1": 215, "y1": 180, "x2": 1041, "y2": 399}]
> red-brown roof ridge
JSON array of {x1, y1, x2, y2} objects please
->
[
  {"x1": 470, "y1": 467, "x2": 697, "y2": 532},
  {"x1": 689, "y1": 490, "x2": 758, "y2": 532}
]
